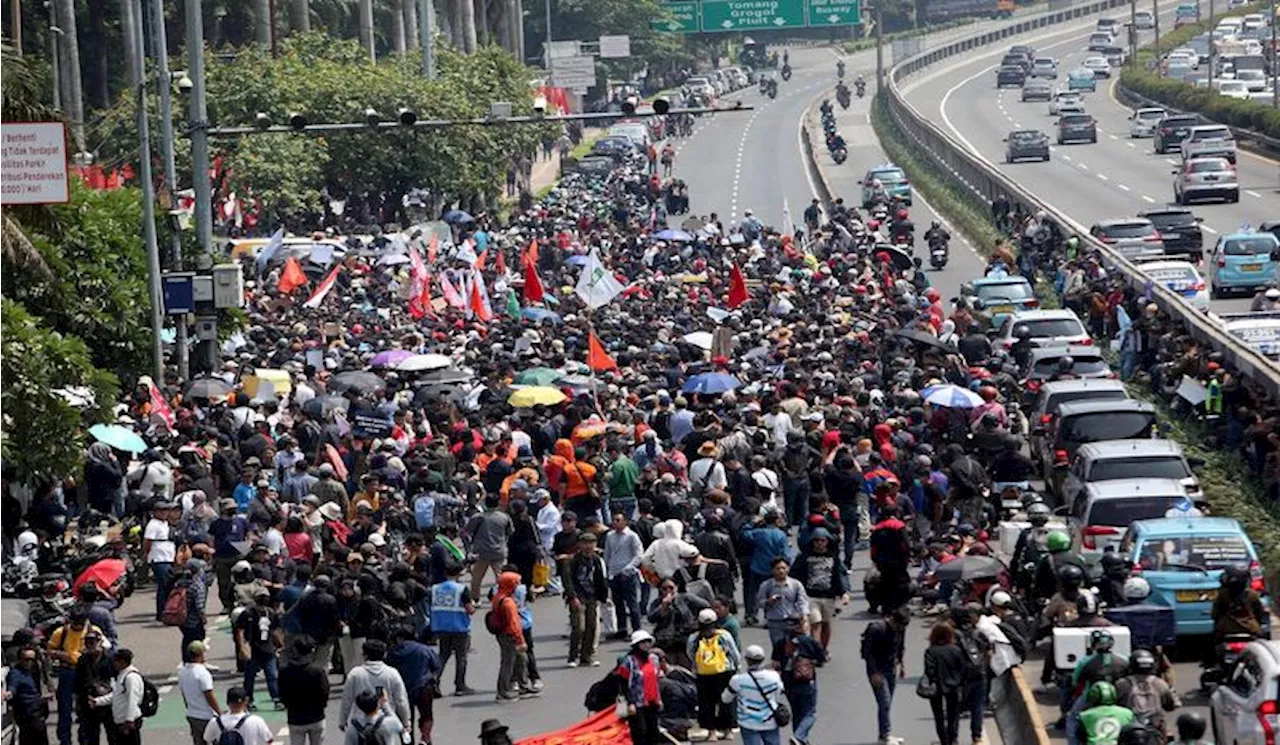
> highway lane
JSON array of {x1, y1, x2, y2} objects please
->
[{"x1": 899, "y1": 3, "x2": 1280, "y2": 315}]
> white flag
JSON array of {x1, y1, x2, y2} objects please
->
[
  {"x1": 781, "y1": 197, "x2": 795, "y2": 238},
  {"x1": 453, "y1": 238, "x2": 478, "y2": 266},
  {"x1": 575, "y1": 247, "x2": 625, "y2": 310}
]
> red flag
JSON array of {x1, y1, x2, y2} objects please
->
[
  {"x1": 523, "y1": 261, "x2": 545, "y2": 304},
  {"x1": 587, "y1": 332, "x2": 618, "y2": 371},
  {"x1": 427, "y1": 234, "x2": 439, "y2": 264},
  {"x1": 304, "y1": 265, "x2": 343, "y2": 308},
  {"x1": 277, "y1": 256, "x2": 308, "y2": 294},
  {"x1": 441, "y1": 273, "x2": 465, "y2": 308},
  {"x1": 524, "y1": 239, "x2": 540, "y2": 269},
  {"x1": 474, "y1": 249, "x2": 488, "y2": 270},
  {"x1": 495, "y1": 248, "x2": 507, "y2": 275},
  {"x1": 726, "y1": 263, "x2": 749, "y2": 309},
  {"x1": 141, "y1": 375, "x2": 175, "y2": 428},
  {"x1": 469, "y1": 269, "x2": 494, "y2": 321}
]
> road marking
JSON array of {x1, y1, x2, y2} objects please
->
[
  {"x1": 1062, "y1": 154, "x2": 1072, "y2": 161},
  {"x1": 159, "y1": 685, "x2": 173, "y2": 695},
  {"x1": 1117, "y1": 184, "x2": 1130, "y2": 191},
  {"x1": 1246, "y1": 190, "x2": 1262, "y2": 198},
  {"x1": 1126, "y1": 142, "x2": 1135, "y2": 148},
  {"x1": 1108, "y1": 134, "x2": 1118, "y2": 140},
  {"x1": 1141, "y1": 195, "x2": 1156, "y2": 203},
  {"x1": 1097, "y1": 173, "x2": 1108, "y2": 180},
  {"x1": 1202, "y1": 225, "x2": 1219, "y2": 234},
  {"x1": 1165, "y1": 158, "x2": 1177, "y2": 165},
  {"x1": 1078, "y1": 163, "x2": 1088, "y2": 170}
]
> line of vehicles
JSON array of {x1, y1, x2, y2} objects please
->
[{"x1": 1159, "y1": 7, "x2": 1278, "y2": 104}]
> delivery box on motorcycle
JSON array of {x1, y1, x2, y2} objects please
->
[{"x1": 1054, "y1": 625, "x2": 1131, "y2": 670}]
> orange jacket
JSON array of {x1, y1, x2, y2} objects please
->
[{"x1": 492, "y1": 572, "x2": 525, "y2": 644}]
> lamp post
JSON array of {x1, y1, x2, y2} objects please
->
[{"x1": 129, "y1": 0, "x2": 165, "y2": 380}]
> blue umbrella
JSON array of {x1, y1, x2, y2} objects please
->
[
  {"x1": 566, "y1": 255, "x2": 589, "y2": 266},
  {"x1": 922, "y1": 384, "x2": 983, "y2": 409},
  {"x1": 442, "y1": 209, "x2": 475, "y2": 225},
  {"x1": 682, "y1": 372, "x2": 741, "y2": 395},
  {"x1": 653, "y1": 229, "x2": 694, "y2": 242},
  {"x1": 521, "y1": 307, "x2": 563, "y2": 324},
  {"x1": 88, "y1": 424, "x2": 147, "y2": 453}
]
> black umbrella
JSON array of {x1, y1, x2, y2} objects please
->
[
  {"x1": 412, "y1": 383, "x2": 470, "y2": 408},
  {"x1": 933, "y1": 555, "x2": 1006, "y2": 583},
  {"x1": 895, "y1": 329, "x2": 959, "y2": 355},
  {"x1": 328, "y1": 371, "x2": 387, "y2": 395},
  {"x1": 416, "y1": 367, "x2": 475, "y2": 384},
  {"x1": 301, "y1": 395, "x2": 350, "y2": 419},
  {"x1": 185, "y1": 377, "x2": 233, "y2": 400},
  {"x1": 873, "y1": 244, "x2": 914, "y2": 271}
]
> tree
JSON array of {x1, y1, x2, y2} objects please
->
[{"x1": 1, "y1": 300, "x2": 119, "y2": 486}]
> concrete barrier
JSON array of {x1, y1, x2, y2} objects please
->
[{"x1": 992, "y1": 667, "x2": 1054, "y2": 745}]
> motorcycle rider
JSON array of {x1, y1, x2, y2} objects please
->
[
  {"x1": 867, "y1": 179, "x2": 889, "y2": 205},
  {"x1": 891, "y1": 208, "x2": 914, "y2": 245},
  {"x1": 1249, "y1": 286, "x2": 1280, "y2": 312},
  {"x1": 957, "y1": 322, "x2": 993, "y2": 365},
  {"x1": 1211, "y1": 563, "x2": 1266, "y2": 644},
  {"x1": 1077, "y1": 681, "x2": 1135, "y2": 745},
  {"x1": 1115, "y1": 649, "x2": 1179, "y2": 737},
  {"x1": 1048, "y1": 356, "x2": 1079, "y2": 382},
  {"x1": 1068, "y1": 631, "x2": 1131, "y2": 745},
  {"x1": 925, "y1": 220, "x2": 950, "y2": 247},
  {"x1": 855, "y1": 74, "x2": 867, "y2": 96},
  {"x1": 1170, "y1": 712, "x2": 1211, "y2": 745},
  {"x1": 1034, "y1": 532, "x2": 1087, "y2": 606},
  {"x1": 837, "y1": 59, "x2": 846, "y2": 78},
  {"x1": 1010, "y1": 324, "x2": 1037, "y2": 369},
  {"x1": 741, "y1": 209, "x2": 763, "y2": 242},
  {"x1": 1012, "y1": 501, "x2": 1053, "y2": 593}
]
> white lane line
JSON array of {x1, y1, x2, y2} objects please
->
[
  {"x1": 1141, "y1": 195, "x2": 1156, "y2": 203},
  {"x1": 1164, "y1": 158, "x2": 1177, "y2": 165},
  {"x1": 1246, "y1": 190, "x2": 1262, "y2": 198},
  {"x1": 1108, "y1": 134, "x2": 1118, "y2": 140},
  {"x1": 1078, "y1": 163, "x2": 1088, "y2": 170},
  {"x1": 1062, "y1": 154, "x2": 1072, "y2": 161},
  {"x1": 159, "y1": 685, "x2": 173, "y2": 695},
  {"x1": 1117, "y1": 184, "x2": 1130, "y2": 191},
  {"x1": 1097, "y1": 173, "x2": 1108, "y2": 181},
  {"x1": 1202, "y1": 225, "x2": 1219, "y2": 234},
  {"x1": 1126, "y1": 142, "x2": 1135, "y2": 148}
]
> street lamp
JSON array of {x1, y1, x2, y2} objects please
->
[
  {"x1": 173, "y1": 70, "x2": 194, "y2": 92},
  {"x1": 254, "y1": 112, "x2": 273, "y2": 130},
  {"x1": 288, "y1": 111, "x2": 309, "y2": 130},
  {"x1": 364, "y1": 107, "x2": 381, "y2": 127},
  {"x1": 397, "y1": 107, "x2": 418, "y2": 126}
]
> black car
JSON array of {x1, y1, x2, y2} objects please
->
[
  {"x1": 1138, "y1": 208, "x2": 1205, "y2": 260},
  {"x1": 1153, "y1": 113, "x2": 1198, "y2": 154},
  {"x1": 1002, "y1": 52, "x2": 1032, "y2": 72},
  {"x1": 1005, "y1": 130, "x2": 1051, "y2": 162},
  {"x1": 997, "y1": 65, "x2": 1027, "y2": 87},
  {"x1": 1261, "y1": 221, "x2": 1280, "y2": 245}
]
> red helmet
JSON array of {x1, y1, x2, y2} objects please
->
[
  {"x1": 978, "y1": 385, "x2": 998, "y2": 402},
  {"x1": 896, "y1": 208, "x2": 909, "y2": 221},
  {"x1": 867, "y1": 219, "x2": 880, "y2": 231}
]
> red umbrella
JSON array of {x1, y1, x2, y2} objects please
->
[{"x1": 73, "y1": 558, "x2": 128, "y2": 594}]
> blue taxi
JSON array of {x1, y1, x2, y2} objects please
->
[
  {"x1": 859, "y1": 164, "x2": 913, "y2": 208},
  {"x1": 1067, "y1": 68, "x2": 1097, "y2": 92},
  {"x1": 961, "y1": 271, "x2": 1039, "y2": 328},
  {"x1": 1123, "y1": 517, "x2": 1270, "y2": 637},
  {"x1": 1207, "y1": 229, "x2": 1280, "y2": 298}
]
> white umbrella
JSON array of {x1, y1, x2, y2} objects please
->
[
  {"x1": 682, "y1": 331, "x2": 714, "y2": 350},
  {"x1": 396, "y1": 353, "x2": 454, "y2": 372},
  {"x1": 922, "y1": 384, "x2": 984, "y2": 409}
]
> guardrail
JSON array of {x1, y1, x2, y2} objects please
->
[
  {"x1": 1113, "y1": 81, "x2": 1280, "y2": 159},
  {"x1": 881, "y1": 0, "x2": 1280, "y2": 399}
]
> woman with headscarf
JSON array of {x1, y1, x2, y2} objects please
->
[{"x1": 84, "y1": 443, "x2": 124, "y2": 516}]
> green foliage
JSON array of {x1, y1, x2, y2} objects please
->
[
  {"x1": 534, "y1": 0, "x2": 695, "y2": 77},
  {"x1": 1, "y1": 299, "x2": 118, "y2": 486}
]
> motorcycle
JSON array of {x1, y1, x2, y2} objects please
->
[
  {"x1": 856, "y1": 81, "x2": 867, "y2": 98},
  {"x1": 1200, "y1": 633, "x2": 1256, "y2": 691},
  {"x1": 780, "y1": 63, "x2": 792, "y2": 81},
  {"x1": 837, "y1": 61, "x2": 846, "y2": 79},
  {"x1": 929, "y1": 236, "x2": 950, "y2": 269},
  {"x1": 836, "y1": 84, "x2": 851, "y2": 109},
  {"x1": 767, "y1": 81, "x2": 777, "y2": 99}
]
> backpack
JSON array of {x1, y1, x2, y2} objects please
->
[
  {"x1": 213, "y1": 714, "x2": 247, "y2": 745},
  {"x1": 584, "y1": 670, "x2": 622, "y2": 711},
  {"x1": 694, "y1": 632, "x2": 731, "y2": 675},
  {"x1": 683, "y1": 564, "x2": 714, "y2": 604},
  {"x1": 352, "y1": 713, "x2": 387, "y2": 745},
  {"x1": 135, "y1": 672, "x2": 161, "y2": 718},
  {"x1": 958, "y1": 631, "x2": 987, "y2": 677},
  {"x1": 484, "y1": 601, "x2": 507, "y2": 635},
  {"x1": 790, "y1": 650, "x2": 817, "y2": 684},
  {"x1": 1122, "y1": 676, "x2": 1163, "y2": 724},
  {"x1": 161, "y1": 584, "x2": 189, "y2": 627}
]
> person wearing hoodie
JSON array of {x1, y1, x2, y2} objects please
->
[
  {"x1": 641, "y1": 519, "x2": 693, "y2": 582},
  {"x1": 868, "y1": 504, "x2": 912, "y2": 613},
  {"x1": 740, "y1": 511, "x2": 790, "y2": 626},
  {"x1": 337, "y1": 639, "x2": 410, "y2": 735},
  {"x1": 491, "y1": 572, "x2": 536, "y2": 703},
  {"x1": 788, "y1": 528, "x2": 850, "y2": 651}
]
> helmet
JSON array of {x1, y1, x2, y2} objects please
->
[
  {"x1": 744, "y1": 644, "x2": 767, "y2": 663},
  {"x1": 1046, "y1": 530, "x2": 1071, "y2": 552},
  {"x1": 1087, "y1": 681, "x2": 1118, "y2": 707},
  {"x1": 871, "y1": 179, "x2": 882, "y2": 188},
  {"x1": 1027, "y1": 502, "x2": 1051, "y2": 526},
  {"x1": 1013, "y1": 324, "x2": 1033, "y2": 341},
  {"x1": 1058, "y1": 564, "x2": 1085, "y2": 588},
  {"x1": 1130, "y1": 648, "x2": 1157, "y2": 674},
  {"x1": 1175, "y1": 712, "x2": 1207, "y2": 741},
  {"x1": 1266, "y1": 288, "x2": 1280, "y2": 300},
  {"x1": 896, "y1": 209, "x2": 909, "y2": 221},
  {"x1": 1076, "y1": 591, "x2": 1099, "y2": 617},
  {"x1": 931, "y1": 221, "x2": 941, "y2": 230},
  {"x1": 1089, "y1": 628, "x2": 1115, "y2": 652},
  {"x1": 1123, "y1": 576, "x2": 1152, "y2": 602},
  {"x1": 1057, "y1": 356, "x2": 1075, "y2": 371},
  {"x1": 1100, "y1": 552, "x2": 1129, "y2": 579},
  {"x1": 1035, "y1": 210, "x2": 1047, "y2": 221},
  {"x1": 1222, "y1": 563, "x2": 1250, "y2": 588}
]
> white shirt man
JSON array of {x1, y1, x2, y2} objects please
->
[
  {"x1": 203, "y1": 688, "x2": 273, "y2": 745},
  {"x1": 178, "y1": 641, "x2": 221, "y2": 743}
]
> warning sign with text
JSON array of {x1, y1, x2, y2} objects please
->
[{"x1": 1, "y1": 122, "x2": 70, "y2": 205}]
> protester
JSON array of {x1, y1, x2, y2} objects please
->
[
  {"x1": 178, "y1": 641, "x2": 222, "y2": 745},
  {"x1": 723, "y1": 644, "x2": 784, "y2": 745},
  {"x1": 278, "y1": 637, "x2": 330, "y2": 745},
  {"x1": 202, "y1": 687, "x2": 275, "y2": 745}
]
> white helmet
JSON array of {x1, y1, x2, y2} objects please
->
[
  {"x1": 744, "y1": 644, "x2": 767, "y2": 663},
  {"x1": 744, "y1": 209, "x2": 754, "y2": 216},
  {"x1": 871, "y1": 179, "x2": 882, "y2": 188},
  {"x1": 1123, "y1": 576, "x2": 1152, "y2": 602},
  {"x1": 629, "y1": 629, "x2": 655, "y2": 646}
]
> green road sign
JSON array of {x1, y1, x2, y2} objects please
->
[
  {"x1": 699, "y1": 0, "x2": 806, "y2": 32},
  {"x1": 806, "y1": 0, "x2": 861, "y2": 25},
  {"x1": 652, "y1": 1, "x2": 700, "y2": 32}
]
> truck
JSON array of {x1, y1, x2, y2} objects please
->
[{"x1": 924, "y1": 0, "x2": 1015, "y2": 22}]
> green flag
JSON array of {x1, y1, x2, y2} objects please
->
[{"x1": 505, "y1": 290, "x2": 520, "y2": 319}]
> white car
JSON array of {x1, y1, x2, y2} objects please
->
[
  {"x1": 994, "y1": 309, "x2": 1092, "y2": 350},
  {"x1": 1210, "y1": 640, "x2": 1280, "y2": 745},
  {"x1": 1242, "y1": 13, "x2": 1267, "y2": 30},
  {"x1": 1083, "y1": 56, "x2": 1112, "y2": 78},
  {"x1": 1170, "y1": 47, "x2": 1201, "y2": 68},
  {"x1": 1134, "y1": 10, "x2": 1155, "y2": 28},
  {"x1": 1135, "y1": 258, "x2": 1210, "y2": 310},
  {"x1": 1129, "y1": 107, "x2": 1166, "y2": 138},
  {"x1": 1050, "y1": 90, "x2": 1084, "y2": 115},
  {"x1": 1217, "y1": 80, "x2": 1252, "y2": 99},
  {"x1": 1236, "y1": 69, "x2": 1269, "y2": 92}
]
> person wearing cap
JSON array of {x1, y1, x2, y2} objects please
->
[
  {"x1": 234, "y1": 589, "x2": 283, "y2": 711},
  {"x1": 722, "y1": 644, "x2": 784, "y2": 744},
  {"x1": 614, "y1": 631, "x2": 663, "y2": 744},
  {"x1": 309, "y1": 463, "x2": 349, "y2": 518},
  {"x1": 565, "y1": 532, "x2": 609, "y2": 668},
  {"x1": 74, "y1": 629, "x2": 114, "y2": 745},
  {"x1": 48, "y1": 609, "x2": 104, "y2": 745},
  {"x1": 689, "y1": 441, "x2": 728, "y2": 502},
  {"x1": 209, "y1": 498, "x2": 251, "y2": 613},
  {"x1": 143, "y1": 499, "x2": 180, "y2": 622},
  {"x1": 686, "y1": 607, "x2": 741, "y2": 741},
  {"x1": 177, "y1": 641, "x2": 222, "y2": 745}
]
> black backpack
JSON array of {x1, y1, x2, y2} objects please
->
[
  {"x1": 958, "y1": 631, "x2": 987, "y2": 677},
  {"x1": 353, "y1": 713, "x2": 387, "y2": 745},
  {"x1": 134, "y1": 672, "x2": 160, "y2": 718},
  {"x1": 213, "y1": 714, "x2": 247, "y2": 745}
]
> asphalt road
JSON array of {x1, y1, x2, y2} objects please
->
[{"x1": 898, "y1": 1, "x2": 1280, "y2": 316}]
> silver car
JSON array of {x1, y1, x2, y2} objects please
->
[
  {"x1": 1128, "y1": 107, "x2": 1166, "y2": 138},
  {"x1": 1173, "y1": 156, "x2": 1239, "y2": 204},
  {"x1": 1090, "y1": 218, "x2": 1167, "y2": 258},
  {"x1": 1032, "y1": 57, "x2": 1059, "y2": 78}
]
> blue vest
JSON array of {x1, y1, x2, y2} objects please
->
[
  {"x1": 414, "y1": 495, "x2": 436, "y2": 530},
  {"x1": 429, "y1": 581, "x2": 470, "y2": 633}
]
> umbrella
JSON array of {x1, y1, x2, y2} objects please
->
[
  {"x1": 87, "y1": 424, "x2": 147, "y2": 453},
  {"x1": 566, "y1": 255, "x2": 590, "y2": 266},
  {"x1": 521, "y1": 307, "x2": 563, "y2": 324},
  {"x1": 873, "y1": 244, "x2": 914, "y2": 271},
  {"x1": 73, "y1": 558, "x2": 128, "y2": 594},
  {"x1": 418, "y1": 367, "x2": 474, "y2": 384},
  {"x1": 442, "y1": 209, "x2": 475, "y2": 225},
  {"x1": 301, "y1": 395, "x2": 350, "y2": 419},
  {"x1": 1, "y1": 599, "x2": 30, "y2": 643},
  {"x1": 412, "y1": 383, "x2": 470, "y2": 407},
  {"x1": 682, "y1": 372, "x2": 741, "y2": 395},
  {"x1": 376, "y1": 253, "x2": 411, "y2": 266},
  {"x1": 895, "y1": 329, "x2": 958, "y2": 355},
  {"x1": 509, "y1": 386, "x2": 567, "y2": 407},
  {"x1": 395, "y1": 353, "x2": 453, "y2": 372},
  {"x1": 329, "y1": 371, "x2": 387, "y2": 395},
  {"x1": 370, "y1": 349, "x2": 414, "y2": 367},
  {"x1": 922, "y1": 384, "x2": 984, "y2": 409},
  {"x1": 514, "y1": 367, "x2": 564, "y2": 386},
  {"x1": 933, "y1": 555, "x2": 1006, "y2": 583},
  {"x1": 185, "y1": 377, "x2": 233, "y2": 400},
  {"x1": 653, "y1": 229, "x2": 694, "y2": 242},
  {"x1": 558, "y1": 374, "x2": 596, "y2": 389},
  {"x1": 682, "y1": 331, "x2": 714, "y2": 350},
  {"x1": 572, "y1": 421, "x2": 609, "y2": 442}
]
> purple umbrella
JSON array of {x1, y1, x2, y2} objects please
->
[{"x1": 370, "y1": 349, "x2": 414, "y2": 367}]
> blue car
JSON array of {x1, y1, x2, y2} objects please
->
[
  {"x1": 1207, "y1": 230, "x2": 1280, "y2": 298},
  {"x1": 1124, "y1": 517, "x2": 1271, "y2": 637},
  {"x1": 1067, "y1": 68, "x2": 1097, "y2": 92}
]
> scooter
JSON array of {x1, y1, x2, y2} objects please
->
[
  {"x1": 929, "y1": 236, "x2": 950, "y2": 269},
  {"x1": 836, "y1": 84, "x2": 851, "y2": 109},
  {"x1": 837, "y1": 60, "x2": 846, "y2": 79},
  {"x1": 1200, "y1": 633, "x2": 1256, "y2": 691},
  {"x1": 856, "y1": 81, "x2": 866, "y2": 98},
  {"x1": 780, "y1": 63, "x2": 792, "y2": 81},
  {"x1": 832, "y1": 147, "x2": 848, "y2": 164},
  {"x1": 767, "y1": 81, "x2": 777, "y2": 99}
]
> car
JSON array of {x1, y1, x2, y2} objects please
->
[
  {"x1": 1005, "y1": 129, "x2": 1051, "y2": 163},
  {"x1": 1260, "y1": 221, "x2": 1280, "y2": 245},
  {"x1": 1174, "y1": 157, "x2": 1239, "y2": 205},
  {"x1": 1046, "y1": 400, "x2": 1159, "y2": 497},
  {"x1": 1128, "y1": 107, "x2": 1167, "y2": 138},
  {"x1": 995, "y1": 308, "x2": 1092, "y2": 351},
  {"x1": 1134, "y1": 10, "x2": 1155, "y2": 28},
  {"x1": 997, "y1": 65, "x2": 1027, "y2": 87},
  {"x1": 1031, "y1": 57, "x2": 1059, "y2": 78},
  {"x1": 1209, "y1": 231, "x2": 1280, "y2": 298},
  {"x1": 1067, "y1": 68, "x2": 1097, "y2": 92},
  {"x1": 1029, "y1": 379, "x2": 1131, "y2": 478},
  {"x1": 1083, "y1": 56, "x2": 1112, "y2": 78},
  {"x1": 1180, "y1": 125, "x2": 1237, "y2": 163},
  {"x1": 1134, "y1": 257, "x2": 1210, "y2": 310},
  {"x1": 607, "y1": 122, "x2": 651, "y2": 148},
  {"x1": 962, "y1": 272, "x2": 1040, "y2": 328},
  {"x1": 1102, "y1": 46, "x2": 1128, "y2": 68},
  {"x1": 1057, "y1": 112, "x2": 1097, "y2": 144},
  {"x1": 570, "y1": 156, "x2": 617, "y2": 175},
  {"x1": 1009, "y1": 44, "x2": 1037, "y2": 60},
  {"x1": 1090, "y1": 218, "x2": 1166, "y2": 258},
  {"x1": 1217, "y1": 79, "x2": 1253, "y2": 99},
  {"x1": 1235, "y1": 69, "x2": 1269, "y2": 92},
  {"x1": 1002, "y1": 53, "x2": 1032, "y2": 72},
  {"x1": 1221, "y1": 313, "x2": 1280, "y2": 358},
  {"x1": 591, "y1": 136, "x2": 639, "y2": 160},
  {"x1": 1049, "y1": 90, "x2": 1084, "y2": 115},
  {"x1": 1021, "y1": 80, "x2": 1054, "y2": 101},
  {"x1": 1061, "y1": 440, "x2": 1203, "y2": 511},
  {"x1": 1154, "y1": 113, "x2": 1199, "y2": 154},
  {"x1": 859, "y1": 164, "x2": 912, "y2": 208},
  {"x1": 1096, "y1": 17, "x2": 1120, "y2": 34},
  {"x1": 1164, "y1": 49, "x2": 1198, "y2": 70},
  {"x1": 1022, "y1": 345, "x2": 1112, "y2": 400},
  {"x1": 683, "y1": 76, "x2": 716, "y2": 100},
  {"x1": 1068, "y1": 479, "x2": 1193, "y2": 562},
  {"x1": 1088, "y1": 32, "x2": 1115, "y2": 52},
  {"x1": 1210, "y1": 639, "x2": 1280, "y2": 745}
]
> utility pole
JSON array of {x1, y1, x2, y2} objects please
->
[
  {"x1": 418, "y1": 0, "x2": 436, "y2": 78},
  {"x1": 130, "y1": 0, "x2": 165, "y2": 380},
  {"x1": 1272, "y1": 0, "x2": 1277, "y2": 107},
  {"x1": 1128, "y1": 0, "x2": 1138, "y2": 68},
  {"x1": 874, "y1": 4, "x2": 884, "y2": 91},
  {"x1": 47, "y1": 1, "x2": 61, "y2": 110},
  {"x1": 185, "y1": 0, "x2": 214, "y2": 258},
  {"x1": 148, "y1": 0, "x2": 189, "y2": 382},
  {"x1": 1207, "y1": 0, "x2": 1215, "y2": 90},
  {"x1": 1152, "y1": 0, "x2": 1160, "y2": 63},
  {"x1": 10, "y1": 0, "x2": 21, "y2": 55},
  {"x1": 544, "y1": 0, "x2": 552, "y2": 65}
]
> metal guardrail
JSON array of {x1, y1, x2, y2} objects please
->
[
  {"x1": 1113, "y1": 81, "x2": 1280, "y2": 159},
  {"x1": 882, "y1": 0, "x2": 1280, "y2": 399}
]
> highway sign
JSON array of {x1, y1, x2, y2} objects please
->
[
  {"x1": 550, "y1": 55, "x2": 597, "y2": 88},
  {"x1": 700, "y1": 0, "x2": 806, "y2": 32},
  {"x1": 598, "y1": 34, "x2": 631, "y2": 57},
  {"x1": 652, "y1": 1, "x2": 700, "y2": 32},
  {"x1": 807, "y1": 0, "x2": 861, "y2": 25}
]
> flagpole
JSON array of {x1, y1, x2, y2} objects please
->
[{"x1": 585, "y1": 310, "x2": 605, "y2": 419}]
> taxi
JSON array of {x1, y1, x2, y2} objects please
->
[
  {"x1": 1067, "y1": 68, "x2": 1097, "y2": 92},
  {"x1": 1207, "y1": 229, "x2": 1280, "y2": 298},
  {"x1": 1134, "y1": 256, "x2": 1210, "y2": 311},
  {"x1": 960, "y1": 270, "x2": 1039, "y2": 328},
  {"x1": 1221, "y1": 312, "x2": 1280, "y2": 359}
]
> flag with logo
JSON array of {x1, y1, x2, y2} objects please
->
[
  {"x1": 575, "y1": 248, "x2": 625, "y2": 310},
  {"x1": 253, "y1": 227, "x2": 285, "y2": 277},
  {"x1": 440, "y1": 272, "x2": 465, "y2": 308}
]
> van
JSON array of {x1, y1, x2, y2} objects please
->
[
  {"x1": 1043, "y1": 399, "x2": 1157, "y2": 495},
  {"x1": 1068, "y1": 479, "x2": 1192, "y2": 560}
]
